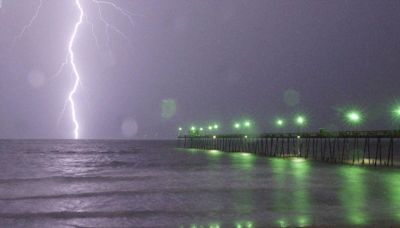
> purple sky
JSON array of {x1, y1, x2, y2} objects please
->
[{"x1": 1, "y1": 0, "x2": 400, "y2": 139}]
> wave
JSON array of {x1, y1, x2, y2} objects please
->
[
  {"x1": 25, "y1": 149, "x2": 141, "y2": 155},
  {"x1": 0, "y1": 187, "x2": 261, "y2": 201},
  {"x1": 0, "y1": 189, "x2": 168, "y2": 201},
  {"x1": 0, "y1": 210, "x2": 195, "y2": 219},
  {"x1": 0, "y1": 175, "x2": 154, "y2": 184}
]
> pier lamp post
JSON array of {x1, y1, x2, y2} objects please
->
[
  {"x1": 234, "y1": 123, "x2": 241, "y2": 129},
  {"x1": 345, "y1": 110, "x2": 363, "y2": 163},
  {"x1": 294, "y1": 115, "x2": 307, "y2": 155},
  {"x1": 394, "y1": 106, "x2": 400, "y2": 118},
  {"x1": 213, "y1": 124, "x2": 219, "y2": 130},
  {"x1": 295, "y1": 115, "x2": 306, "y2": 127},
  {"x1": 392, "y1": 106, "x2": 400, "y2": 130},
  {"x1": 244, "y1": 121, "x2": 251, "y2": 128},
  {"x1": 346, "y1": 111, "x2": 362, "y2": 126},
  {"x1": 208, "y1": 125, "x2": 213, "y2": 130},
  {"x1": 190, "y1": 126, "x2": 196, "y2": 136},
  {"x1": 275, "y1": 118, "x2": 285, "y2": 129},
  {"x1": 199, "y1": 127, "x2": 204, "y2": 136},
  {"x1": 178, "y1": 127, "x2": 183, "y2": 136}
]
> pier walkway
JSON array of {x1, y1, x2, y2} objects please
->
[{"x1": 178, "y1": 130, "x2": 400, "y2": 167}]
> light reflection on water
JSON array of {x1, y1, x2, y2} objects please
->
[
  {"x1": 0, "y1": 140, "x2": 400, "y2": 227},
  {"x1": 339, "y1": 166, "x2": 368, "y2": 225},
  {"x1": 386, "y1": 172, "x2": 400, "y2": 222},
  {"x1": 270, "y1": 157, "x2": 311, "y2": 227}
]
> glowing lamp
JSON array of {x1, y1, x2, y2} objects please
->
[
  {"x1": 295, "y1": 115, "x2": 306, "y2": 126},
  {"x1": 178, "y1": 127, "x2": 182, "y2": 131},
  {"x1": 234, "y1": 123, "x2": 241, "y2": 129},
  {"x1": 346, "y1": 111, "x2": 362, "y2": 124},
  {"x1": 244, "y1": 121, "x2": 251, "y2": 127},
  {"x1": 208, "y1": 126, "x2": 213, "y2": 130},
  {"x1": 213, "y1": 124, "x2": 219, "y2": 129},
  {"x1": 276, "y1": 119, "x2": 284, "y2": 127},
  {"x1": 393, "y1": 106, "x2": 400, "y2": 119}
]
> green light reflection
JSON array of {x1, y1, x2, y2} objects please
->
[
  {"x1": 339, "y1": 166, "x2": 368, "y2": 225},
  {"x1": 231, "y1": 153, "x2": 256, "y2": 171},
  {"x1": 385, "y1": 172, "x2": 400, "y2": 221},
  {"x1": 206, "y1": 150, "x2": 223, "y2": 163},
  {"x1": 230, "y1": 153, "x2": 256, "y2": 216},
  {"x1": 270, "y1": 158, "x2": 311, "y2": 227},
  {"x1": 291, "y1": 158, "x2": 311, "y2": 227},
  {"x1": 235, "y1": 221, "x2": 254, "y2": 228},
  {"x1": 270, "y1": 159, "x2": 290, "y2": 227}
]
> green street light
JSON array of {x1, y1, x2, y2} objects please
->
[
  {"x1": 213, "y1": 124, "x2": 219, "y2": 129},
  {"x1": 275, "y1": 118, "x2": 285, "y2": 127},
  {"x1": 234, "y1": 123, "x2": 241, "y2": 129},
  {"x1": 208, "y1": 125, "x2": 213, "y2": 130},
  {"x1": 393, "y1": 106, "x2": 400, "y2": 130},
  {"x1": 346, "y1": 110, "x2": 362, "y2": 125},
  {"x1": 393, "y1": 106, "x2": 400, "y2": 119},
  {"x1": 190, "y1": 126, "x2": 196, "y2": 131},
  {"x1": 295, "y1": 115, "x2": 306, "y2": 126},
  {"x1": 199, "y1": 127, "x2": 204, "y2": 131},
  {"x1": 178, "y1": 127, "x2": 183, "y2": 131},
  {"x1": 244, "y1": 121, "x2": 251, "y2": 127}
]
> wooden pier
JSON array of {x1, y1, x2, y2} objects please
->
[{"x1": 177, "y1": 130, "x2": 400, "y2": 167}]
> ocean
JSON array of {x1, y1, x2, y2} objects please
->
[{"x1": 0, "y1": 139, "x2": 399, "y2": 227}]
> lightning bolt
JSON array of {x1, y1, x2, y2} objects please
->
[
  {"x1": 12, "y1": 0, "x2": 137, "y2": 139},
  {"x1": 68, "y1": 0, "x2": 84, "y2": 139}
]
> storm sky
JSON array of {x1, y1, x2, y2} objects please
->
[{"x1": 1, "y1": 0, "x2": 400, "y2": 139}]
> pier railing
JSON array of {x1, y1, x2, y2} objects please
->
[{"x1": 177, "y1": 130, "x2": 400, "y2": 167}]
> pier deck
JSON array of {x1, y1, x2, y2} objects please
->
[{"x1": 178, "y1": 130, "x2": 400, "y2": 167}]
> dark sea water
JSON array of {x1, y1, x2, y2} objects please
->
[{"x1": 0, "y1": 140, "x2": 399, "y2": 227}]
